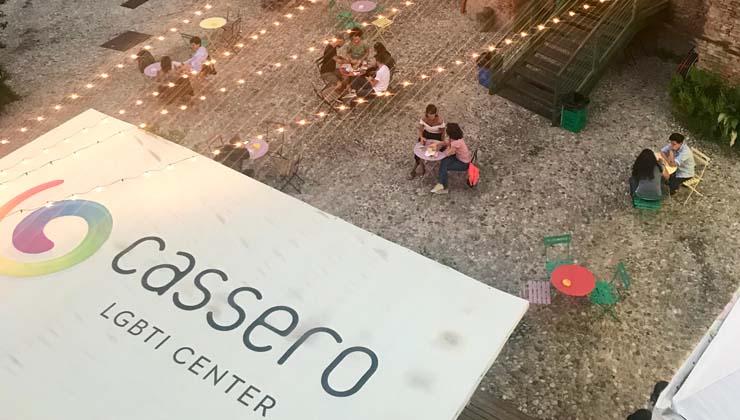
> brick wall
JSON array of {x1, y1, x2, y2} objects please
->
[
  {"x1": 668, "y1": 0, "x2": 740, "y2": 83},
  {"x1": 694, "y1": 0, "x2": 740, "y2": 83}
]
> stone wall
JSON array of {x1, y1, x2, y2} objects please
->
[
  {"x1": 667, "y1": 0, "x2": 740, "y2": 83},
  {"x1": 464, "y1": 0, "x2": 529, "y2": 30},
  {"x1": 694, "y1": 0, "x2": 740, "y2": 83}
]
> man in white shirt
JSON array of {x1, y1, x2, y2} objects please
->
[
  {"x1": 350, "y1": 53, "x2": 390, "y2": 100},
  {"x1": 183, "y1": 37, "x2": 209, "y2": 74}
]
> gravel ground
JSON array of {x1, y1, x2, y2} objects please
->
[{"x1": 2, "y1": 1, "x2": 740, "y2": 419}]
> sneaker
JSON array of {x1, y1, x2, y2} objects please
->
[
  {"x1": 430, "y1": 183, "x2": 448, "y2": 194},
  {"x1": 342, "y1": 91, "x2": 357, "y2": 99}
]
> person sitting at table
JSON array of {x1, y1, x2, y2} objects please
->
[
  {"x1": 659, "y1": 132, "x2": 695, "y2": 195},
  {"x1": 318, "y1": 34, "x2": 344, "y2": 87},
  {"x1": 348, "y1": 52, "x2": 390, "y2": 100},
  {"x1": 144, "y1": 56, "x2": 182, "y2": 81},
  {"x1": 629, "y1": 149, "x2": 668, "y2": 201},
  {"x1": 183, "y1": 37, "x2": 213, "y2": 75},
  {"x1": 367, "y1": 42, "x2": 396, "y2": 73},
  {"x1": 156, "y1": 58, "x2": 193, "y2": 104},
  {"x1": 431, "y1": 123, "x2": 472, "y2": 194},
  {"x1": 341, "y1": 28, "x2": 369, "y2": 63},
  {"x1": 409, "y1": 104, "x2": 446, "y2": 179}
]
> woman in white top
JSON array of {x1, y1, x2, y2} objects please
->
[{"x1": 409, "y1": 104, "x2": 446, "y2": 179}]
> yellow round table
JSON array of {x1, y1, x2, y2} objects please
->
[{"x1": 199, "y1": 17, "x2": 227, "y2": 29}]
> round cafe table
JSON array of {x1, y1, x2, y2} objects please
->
[
  {"x1": 351, "y1": 0, "x2": 377, "y2": 12},
  {"x1": 655, "y1": 151, "x2": 677, "y2": 175},
  {"x1": 199, "y1": 17, "x2": 227, "y2": 29},
  {"x1": 245, "y1": 138, "x2": 269, "y2": 160},
  {"x1": 414, "y1": 141, "x2": 445, "y2": 162},
  {"x1": 550, "y1": 264, "x2": 596, "y2": 297}
]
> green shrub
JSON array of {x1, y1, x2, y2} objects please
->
[
  {"x1": 0, "y1": 64, "x2": 19, "y2": 113},
  {"x1": 669, "y1": 67, "x2": 740, "y2": 148}
]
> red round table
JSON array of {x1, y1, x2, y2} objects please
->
[{"x1": 550, "y1": 264, "x2": 596, "y2": 296}]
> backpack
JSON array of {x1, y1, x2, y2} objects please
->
[
  {"x1": 136, "y1": 50, "x2": 155, "y2": 73},
  {"x1": 467, "y1": 162, "x2": 480, "y2": 188}
]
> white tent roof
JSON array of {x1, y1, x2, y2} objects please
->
[
  {"x1": 654, "y1": 288, "x2": 740, "y2": 420},
  {"x1": 672, "y1": 290, "x2": 740, "y2": 420},
  {"x1": 0, "y1": 109, "x2": 528, "y2": 420}
]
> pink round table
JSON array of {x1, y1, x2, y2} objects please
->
[
  {"x1": 414, "y1": 141, "x2": 445, "y2": 162},
  {"x1": 246, "y1": 139, "x2": 269, "y2": 160},
  {"x1": 351, "y1": 0, "x2": 377, "y2": 12}
]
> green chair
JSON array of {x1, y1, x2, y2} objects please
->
[
  {"x1": 589, "y1": 280, "x2": 620, "y2": 321},
  {"x1": 335, "y1": 11, "x2": 360, "y2": 29},
  {"x1": 544, "y1": 234, "x2": 573, "y2": 275},
  {"x1": 612, "y1": 262, "x2": 631, "y2": 297},
  {"x1": 590, "y1": 263, "x2": 632, "y2": 321},
  {"x1": 633, "y1": 196, "x2": 662, "y2": 212}
]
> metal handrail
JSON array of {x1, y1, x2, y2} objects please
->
[
  {"x1": 487, "y1": 0, "x2": 583, "y2": 90},
  {"x1": 551, "y1": 0, "x2": 640, "y2": 122},
  {"x1": 556, "y1": 0, "x2": 627, "y2": 78}
]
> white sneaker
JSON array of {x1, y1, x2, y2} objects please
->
[
  {"x1": 342, "y1": 90, "x2": 357, "y2": 99},
  {"x1": 430, "y1": 183, "x2": 448, "y2": 194}
]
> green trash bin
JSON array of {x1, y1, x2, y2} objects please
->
[{"x1": 560, "y1": 92, "x2": 589, "y2": 133}]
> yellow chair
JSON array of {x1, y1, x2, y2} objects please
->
[
  {"x1": 682, "y1": 147, "x2": 711, "y2": 205},
  {"x1": 370, "y1": 15, "x2": 394, "y2": 42}
]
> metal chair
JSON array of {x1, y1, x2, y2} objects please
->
[
  {"x1": 543, "y1": 233, "x2": 573, "y2": 275},
  {"x1": 589, "y1": 280, "x2": 620, "y2": 321},
  {"x1": 590, "y1": 263, "x2": 633, "y2": 321},
  {"x1": 278, "y1": 146, "x2": 305, "y2": 193},
  {"x1": 682, "y1": 147, "x2": 711, "y2": 205},
  {"x1": 612, "y1": 262, "x2": 632, "y2": 298},
  {"x1": 370, "y1": 15, "x2": 394, "y2": 42}
]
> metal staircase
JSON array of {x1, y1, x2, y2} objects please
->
[{"x1": 487, "y1": 0, "x2": 669, "y2": 124}]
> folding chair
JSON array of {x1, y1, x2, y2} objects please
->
[
  {"x1": 218, "y1": 16, "x2": 243, "y2": 51},
  {"x1": 278, "y1": 146, "x2": 305, "y2": 193},
  {"x1": 521, "y1": 280, "x2": 552, "y2": 305},
  {"x1": 612, "y1": 262, "x2": 631, "y2": 298},
  {"x1": 336, "y1": 11, "x2": 360, "y2": 30},
  {"x1": 543, "y1": 234, "x2": 573, "y2": 275},
  {"x1": 682, "y1": 147, "x2": 711, "y2": 205},
  {"x1": 589, "y1": 280, "x2": 620, "y2": 321},
  {"x1": 370, "y1": 15, "x2": 394, "y2": 42},
  {"x1": 313, "y1": 83, "x2": 343, "y2": 114},
  {"x1": 590, "y1": 262, "x2": 633, "y2": 321}
]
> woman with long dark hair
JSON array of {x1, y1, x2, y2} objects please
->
[{"x1": 629, "y1": 149, "x2": 668, "y2": 200}]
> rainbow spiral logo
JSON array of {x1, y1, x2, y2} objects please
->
[{"x1": 0, "y1": 180, "x2": 113, "y2": 278}]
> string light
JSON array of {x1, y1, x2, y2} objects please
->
[
  {"x1": 3, "y1": 0, "x2": 336, "y2": 144},
  {"x1": 8, "y1": 0, "x2": 610, "y2": 144}
]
